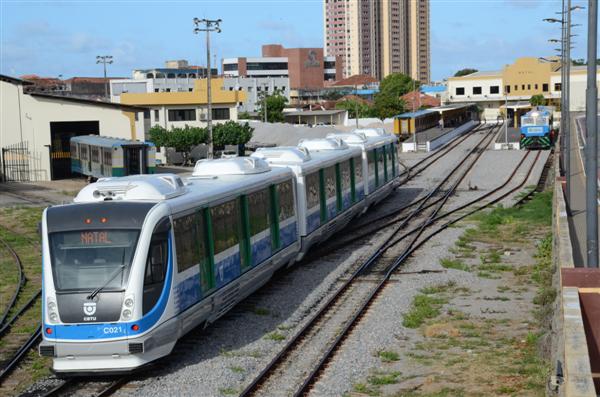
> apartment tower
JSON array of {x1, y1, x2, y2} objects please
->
[{"x1": 323, "y1": 0, "x2": 430, "y2": 83}]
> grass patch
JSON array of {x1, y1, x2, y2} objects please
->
[
  {"x1": 377, "y1": 350, "x2": 399, "y2": 362},
  {"x1": 368, "y1": 371, "x2": 401, "y2": 385},
  {"x1": 353, "y1": 383, "x2": 379, "y2": 396},
  {"x1": 219, "y1": 387, "x2": 238, "y2": 395},
  {"x1": 440, "y1": 258, "x2": 469, "y2": 271},
  {"x1": 265, "y1": 331, "x2": 286, "y2": 342},
  {"x1": 403, "y1": 294, "x2": 447, "y2": 328},
  {"x1": 420, "y1": 281, "x2": 456, "y2": 295},
  {"x1": 229, "y1": 365, "x2": 244, "y2": 373}
]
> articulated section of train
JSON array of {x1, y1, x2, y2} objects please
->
[{"x1": 39, "y1": 129, "x2": 399, "y2": 373}]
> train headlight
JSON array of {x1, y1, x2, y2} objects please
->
[
  {"x1": 120, "y1": 295, "x2": 135, "y2": 321},
  {"x1": 46, "y1": 297, "x2": 59, "y2": 324},
  {"x1": 122, "y1": 309, "x2": 132, "y2": 320}
]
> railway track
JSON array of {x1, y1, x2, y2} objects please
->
[
  {"x1": 239, "y1": 121, "x2": 503, "y2": 396},
  {"x1": 8, "y1": 122, "x2": 513, "y2": 397},
  {"x1": 0, "y1": 237, "x2": 26, "y2": 327},
  {"x1": 242, "y1": 141, "x2": 544, "y2": 397},
  {"x1": 309, "y1": 122, "x2": 500, "y2": 259}
]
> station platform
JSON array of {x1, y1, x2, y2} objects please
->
[
  {"x1": 401, "y1": 120, "x2": 477, "y2": 152},
  {"x1": 494, "y1": 127, "x2": 520, "y2": 150}
]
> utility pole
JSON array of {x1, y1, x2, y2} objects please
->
[
  {"x1": 194, "y1": 18, "x2": 222, "y2": 159},
  {"x1": 354, "y1": 84, "x2": 359, "y2": 129},
  {"x1": 263, "y1": 81, "x2": 268, "y2": 123},
  {"x1": 504, "y1": 93, "x2": 509, "y2": 145},
  {"x1": 565, "y1": 0, "x2": 572, "y2": 205},
  {"x1": 96, "y1": 55, "x2": 113, "y2": 100},
  {"x1": 585, "y1": 0, "x2": 598, "y2": 267}
]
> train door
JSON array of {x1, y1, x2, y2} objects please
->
[
  {"x1": 143, "y1": 218, "x2": 171, "y2": 315},
  {"x1": 123, "y1": 145, "x2": 147, "y2": 175}
]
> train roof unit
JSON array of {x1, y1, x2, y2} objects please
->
[
  {"x1": 252, "y1": 138, "x2": 361, "y2": 175},
  {"x1": 72, "y1": 158, "x2": 294, "y2": 213},
  {"x1": 71, "y1": 135, "x2": 155, "y2": 148},
  {"x1": 328, "y1": 130, "x2": 397, "y2": 150}
]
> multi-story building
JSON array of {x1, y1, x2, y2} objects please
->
[
  {"x1": 323, "y1": 0, "x2": 430, "y2": 83},
  {"x1": 222, "y1": 76, "x2": 290, "y2": 113},
  {"x1": 445, "y1": 57, "x2": 600, "y2": 121},
  {"x1": 222, "y1": 44, "x2": 342, "y2": 90},
  {"x1": 117, "y1": 78, "x2": 245, "y2": 131}
]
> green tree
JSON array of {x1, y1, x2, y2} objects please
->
[
  {"x1": 372, "y1": 94, "x2": 406, "y2": 121},
  {"x1": 212, "y1": 121, "x2": 254, "y2": 148},
  {"x1": 335, "y1": 98, "x2": 374, "y2": 118},
  {"x1": 238, "y1": 111, "x2": 254, "y2": 120},
  {"x1": 148, "y1": 124, "x2": 207, "y2": 165},
  {"x1": 530, "y1": 94, "x2": 547, "y2": 107},
  {"x1": 379, "y1": 73, "x2": 420, "y2": 98},
  {"x1": 256, "y1": 90, "x2": 288, "y2": 122},
  {"x1": 454, "y1": 68, "x2": 478, "y2": 77}
]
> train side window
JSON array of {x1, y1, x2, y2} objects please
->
[
  {"x1": 211, "y1": 199, "x2": 241, "y2": 255},
  {"x1": 340, "y1": 160, "x2": 351, "y2": 207},
  {"x1": 353, "y1": 156, "x2": 363, "y2": 185},
  {"x1": 80, "y1": 145, "x2": 88, "y2": 160},
  {"x1": 277, "y1": 180, "x2": 295, "y2": 221},
  {"x1": 305, "y1": 172, "x2": 320, "y2": 210},
  {"x1": 248, "y1": 188, "x2": 271, "y2": 235},
  {"x1": 70, "y1": 142, "x2": 78, "y2": 158},
  {"x1": 173, "y1": 213, "x2": 201, "y2": 272},
  {"x1": 324, "y1": 166, "x2": 336, "y2": 200}
]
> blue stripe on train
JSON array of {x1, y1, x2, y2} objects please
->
[
  {"x1": 215, "y1": 252, "x2": 242, "y2": 289},
  {"x1": 280, "y1": 221, "x2": 298, "y2": 247},
  {"x1": 252, "y1": 234, "x2": 272, "y2": 267},
  {"x1": 307, "y1": 210, "x2": 320, "y2": 234}
]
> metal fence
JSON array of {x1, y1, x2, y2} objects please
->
[{"x1": 1, "y1": 141, "x2": 31, "y2": 182}]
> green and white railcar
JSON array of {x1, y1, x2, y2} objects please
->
[{"x1": 70, "y1": 135, "x2": 156, "y2": 179}]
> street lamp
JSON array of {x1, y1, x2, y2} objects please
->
[
  {"x1": 96, "y1": 55, "x2": 113, "y2": 99},
  {"x1": 194, "y1": 18, "x2": 222, "y2": 159}
]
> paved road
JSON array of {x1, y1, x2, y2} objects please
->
[{"x1": 566, "y1": 114, "x2": 600, "y2": 267}]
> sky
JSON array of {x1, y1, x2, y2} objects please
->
[{"x1": 0, "y1": 0, "x2": 593, "y2": 82}]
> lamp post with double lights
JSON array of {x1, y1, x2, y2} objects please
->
[
  {"x1": 96, "y1": 55, "x2": 113, "y2": 100},
  {"x1": 193, "y1": 18, "x2": 222, "y2": 159},
  {"x1": 544, "y1": 4, "x2": 584, "y2": 209}
]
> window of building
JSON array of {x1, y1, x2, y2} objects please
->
[
  {"x1": 156, "y1": 73, "x2": 165, "y2": 78},
  {"x1": 324, "y1": 61, "x2": 336, "y2": 69},
  {"x1": 543, "y1": 83, "x2": 549, "y2": 92},
  {"x1": 246, "y1": 62, "x2": 288, "y2": 71},
  {"x1": 146, "y1": 73, "x2": 154, "y2": 79},
  {"x1": 154, "y1": 109, "x2": 159, "y2": 121},
  {"x1": 455, "y1": 87, "x2": 465, "y2": 95},
  {"x1": 473, "y1": 86, "x2": 482, "y2": 95},
  {"x1": 223, "y1": 63, "x2": 238, "y2": 71},
  {"x1": 505, "y1": 85, "x2": 511, "y2": 94},
  {"x1": 527, "y1": 84, "x2": 531, "y2": 90},
  {"x1": 522, "y1": 84, "x2": 525, "y2": 90},
  {"x1": 514, "y1": 85, "x2": 518, "y2": 91},
  {"x1": 167, "y1": 73, "x2": 175, "y2": 78},
  {"x1": 212, "y1": 108, "x2": 230, "y2": 120},
  {"x1": 490, "y1": 86, "x2": 500, "y2": 94},
  {"x1": 189, "y1": 73, "x2": 196, "y2": 79},
  {"x1": 554, "y1": 83, "x2": 561, "y2": 91},
  {"x1": 154, "y1": 88, "x2": 159, "y2": 92},
  {"x1": 189, "y1": 88, "x2": 193, "y2": 92},
  {"x1": 165, "y1": 88, "x2": 171, "y2": 92},
  {"x1": 168, "y1": 109, "x2": 196, "y2": 122},
  {"x1": 535, "y1": 84, "x2": 538, "y2": 90}
]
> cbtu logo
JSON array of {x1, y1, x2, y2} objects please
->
[{"x1": 83, "y1": 302, "x2": 97, "y2": 316}]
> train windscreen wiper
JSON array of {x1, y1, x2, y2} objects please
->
[{"x1": 86, "y1": 264, "x2": 126, "y2": 300}]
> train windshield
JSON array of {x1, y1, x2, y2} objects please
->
[
  {"x1": 49, "y1": 230, "x2": 139, "y2": 292},
  {"x1": 522, "y1": 114, "x2": 549, "y2": 126}
]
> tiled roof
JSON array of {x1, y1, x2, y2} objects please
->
[{"x1": 331, "y1": 74, "x2": 378, "y2": 87}]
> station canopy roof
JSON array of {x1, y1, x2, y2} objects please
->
[{"x1": 394, "y1": 109, "x2": 437, "y2": 119}]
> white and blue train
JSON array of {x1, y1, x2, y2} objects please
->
[{"x1": 39, "y1": 130, "x2": 399, "y2": 373}]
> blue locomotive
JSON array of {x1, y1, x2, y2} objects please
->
[{"x1": 519, "y1": 107, "x2": 555, "y2": 150}]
